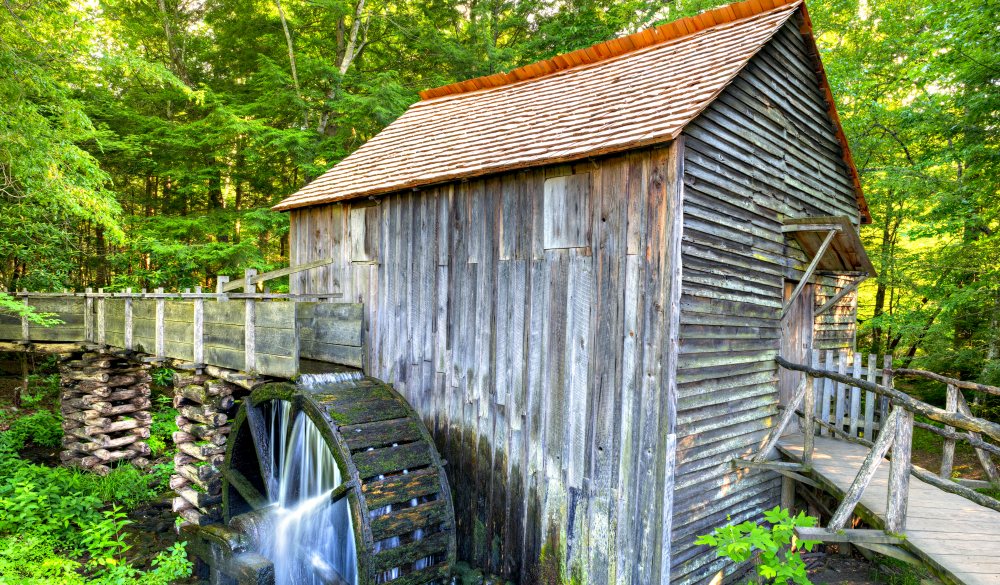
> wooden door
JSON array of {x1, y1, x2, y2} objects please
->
[{"x1": 779, "y1": 280, "x2": 814, "y2": 404}]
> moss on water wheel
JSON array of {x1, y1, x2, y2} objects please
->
[{"x1": 222, "y1": 377, "x2": 456, "y2": 585}]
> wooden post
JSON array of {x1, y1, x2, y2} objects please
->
[
  {"x1": 155, "y1": 287, "x2": 165, "y2": 360},
  {"x1": 849, "y1": 352, "x2": 862, "y2": 438},
  {"x1": 828, "y1": 408, "x2": 901, "y2": 531},
  {"x1": 781, "y1": 476, "x2": 796, "y2": 511},
  {"x1": 803, "y1": 374, "x2": 815, "y2": 467},
  {"x1": 124, "y1": 287, "x2": 134, "y2": 351},
  {"x1": 84, "y1": 287, "x2": 94, "y2": 342},
  {"x1": 886, "y1": 408, "x2": 913, "y2": 533},
  {"x1": 864, "y1": 353, "x2": 877, "y2": 440},
  {"x1": 216, "y1": 276, "x2": 229, "y2": 301},
  {"x1": 821, "y1": 350, "x2": 834, "y2": 436},
  {"x1": 97, "y1": 288, "x2": 106, "y2": 347},
  {"x1": 940, "y1": 384, "x2": 958, "y2": 479},
  {"x1": 20, "y1": 292, "x2": 29, "y2": 343},
  {"x1": 193, "y1": 287, "x2": 204, "y2": 365},
  {"x1": 835, "y1": 349, "x2": 848, "y2": 434},
  {"x1": 880, "y1": 355, "x2": 893, "y2": 434},
  {"x1": 244, "y1": 269, "x2": 256, "y2": 373}
]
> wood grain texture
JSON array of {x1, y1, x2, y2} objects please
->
[
  {"x1": 290, "y1": 145, "x2": 683, "y2": 583},
  {"x1": 670, "y1": 17, "x2": 862, "y2": 584}
]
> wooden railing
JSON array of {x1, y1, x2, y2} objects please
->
[
  {"x1": 744, "y1": 353, "x2": 1000, "y2": 538},
  {"x1": 0, "y1": 272, "x2": 362, "y2": 378}
]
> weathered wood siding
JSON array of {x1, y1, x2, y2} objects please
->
[
  {"x1": 290, "y1": 143, "x2": 684, "y2": 584},
  {"x1": 670, "y1": 17, "x2": 861, "y2": 583}
]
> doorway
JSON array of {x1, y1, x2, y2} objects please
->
[{"x1": 779, "y1": 280, "x2": 814, "y2": 405}]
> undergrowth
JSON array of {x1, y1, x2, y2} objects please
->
[{"x1": 0, "y1": 375, "x2": 191, "y2": 584}]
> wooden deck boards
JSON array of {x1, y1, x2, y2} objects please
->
[{"x1": 778, "y1": 434, "x2": 1000, "y2": 585}]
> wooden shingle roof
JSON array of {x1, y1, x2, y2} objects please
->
[{"x1": 275, "y1": 0, "x2": 868, "y2": 222}]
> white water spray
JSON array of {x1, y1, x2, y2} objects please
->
[{"x1": 242, "y1": 399, "x2": 359, "y2": 585}]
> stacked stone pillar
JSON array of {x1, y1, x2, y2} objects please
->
[
  {"x1": 170, "y1": 372, "x2": 239, "y2": 527},
  {"x1": 59, "y1": 352, "x2": 153, "y2": 475}
]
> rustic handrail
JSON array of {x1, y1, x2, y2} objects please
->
[
  {"x1": 892, "y1": 368, "x2": 1000, "y2": 397},
  {"x1": 764, "y1": 355, "x2": 1000, "y2": 538},
  {"x1": 776, "y1": 355, "x2": 1000, "y2": 442}
]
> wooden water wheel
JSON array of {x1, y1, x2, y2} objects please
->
[{"x1": 220, "y1": 377, "x2": 456, "y2": 585}]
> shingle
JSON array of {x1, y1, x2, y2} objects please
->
[{"x1": 274, "y1": 0, "x2": 804, "y2": 211}]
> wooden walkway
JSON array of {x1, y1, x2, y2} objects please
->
[{"x1": 778, "y1": 433, "x2": 1000, "y2": 585}]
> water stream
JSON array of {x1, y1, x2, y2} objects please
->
[{"x1": 240, "y1": 393, "x2": 359, "y2": 585}]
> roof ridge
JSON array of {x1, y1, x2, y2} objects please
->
[{"x1": 418, "y1": 0, "x2": 801, "y2": 101}]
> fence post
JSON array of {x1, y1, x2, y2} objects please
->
[
  {"x1": 124, "y1": 287, "x2": 133, "y2": 351},
  {"x1": 836, "y1": 349, "x2": 848, "y2": 434},
  {"x1": 849, "y1": 352, "x2": 862, "y2": 438},
  {"x1": 886, "y1": 408, "x2": 913, "y2": 533},
  {"x1": 865, "y1": 353, "x2": 877, "y2": 440},
  {"x1": 940, "y1": 384, "x2": 958, "y2": 479},
  {"x1": 216, "y1": 276, "x2": 229, "y2": 301},
  {"x1": 244, "y1": 269, "x2": 257, "y2": 373},
  {"x1": 193, "y1": 286, "x2": 204, "y2": 366},
  {"x1": 803, "y1": 374, "x2": 815, "y2": 467},
  {"x1": 97, "y1": 288, "x2": 106, "y2": 347},
  {"x1": 19, "y1": 292, "x2": 29, "y2": 343},
  {"x1": 155, "y1": 287, "x2": 165, "y2": 361},
  {"x1": 881, "y1": 355, "x2": 893, "y2": 428}
]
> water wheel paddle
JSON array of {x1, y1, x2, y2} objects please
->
[{"x1": 218, "y1": 374, "x2": 456, "y2": 585}]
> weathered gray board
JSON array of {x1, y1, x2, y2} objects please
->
[
  {"x1": 289, "y1": 142, "x2": 685, "y2": 583},
  {"x1": 296, "y1": 302, "x2": 363, "y2": 368},
  {"x1": 105, "y1": 299, "x2": 300, "y2": 379},
  {"x1": 0, "y1": 297, "x2": 87, "y2": 342}
]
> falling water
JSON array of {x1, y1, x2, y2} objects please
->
[
  {"x1": 240, "y1": 398, "x2": 359, "y2": 585},
  {"x1": 299, "y1": 371, "x2": 365, "y2": 388}
]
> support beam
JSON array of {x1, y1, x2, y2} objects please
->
[
  {"x1": 815, "y1": 275, "x2": 868, "y2": 317},
  {"x1": 827, "y1": 408, "x2": 900, "y2": 531},
  {"x1": 885, "y1": 409, "x2": 913, "y2": 533},
  {"x1": 220, "y1": 257, "x2": 336, "y2": 292},
  {"x1": 795, "y1": 528, "x2": 904, "y2": 545},
  {"x1": 243, "y1": 270, "x2": 256, "y2": 374},
  {"x1": 753, "y1": 377, "x2": 808, "y2": 463},
  {"x1": 782, "y1": 229, "x2": 838, "y2": 317}
]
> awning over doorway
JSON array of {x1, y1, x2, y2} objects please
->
[{"x1": 782, "y1": 216, "x2": 876, "y2": 276}]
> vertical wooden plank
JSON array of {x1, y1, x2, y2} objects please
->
[
  {"x1": 614, "y1": 253, "x2": 640, "y2": 585},
  {"x1": 881, "y1": 355, "x2": 893, "y2": 433},
  {"x1": 939, "y1": 384, "x2": 958, "y2": 479},
  {"x1": 835, "y1": 349, "x2": 847, "y2": 432},
  {"x1": 885, "y1": 409, "x2": 913, "y2": 533},
  {"x1": 244, "y1": 271, "x2": 256, "y2": 372},
  {"x1": 849, "y1": 352, "x2": 862, "y2": 437},
  {"x1": 821, "y1": 350, "x2": 835, "y2": 436},
  {"x1": 802, "y1": 374, "x2": 815, "y2": 466},
  {"x1": 84, "y1": 288, "x2": 94, "y2": 342},
  {"x1": 216, "y1": 276, "x2": 230, "y2": 299},
  {"x1": 864, "y1": 353, "x2": 877, "y2": 440},
  {"x1": 656, "y1": 138, "x2": 684, "y2": 585},
  {"x1": 193, "y1": 290, "x2": 204, "y2": 365},
  {"x1": 155, "y1": 287, "x2": 165, "y2": 359},
  {"x1": 124, "y1": 287, "x2": 134, "y2": 350},
  {"x1": 20, "y1": 294, "x2": 29, "y2": 343},
  {"x1": 97, "y1": 288, "x2": 106, "y2": 346}
]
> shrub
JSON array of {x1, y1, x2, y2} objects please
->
[
  {"x1": 2, "y1": 410, "x2": 63, "y2": 450},
  {"x1": 696, "y1": 506, "x2": 820, "y2": 585}
]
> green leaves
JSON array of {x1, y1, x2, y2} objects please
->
[{"x1": 696, "y1": 507, "x2": 821, "y2": 585}]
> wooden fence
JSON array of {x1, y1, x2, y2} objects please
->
[
  {"x1": 0, "y1": 286, "x2": 364, "y2": 378},
  {"x1": 745, "y1": 353, "x2": 1000, "y2": 537}
]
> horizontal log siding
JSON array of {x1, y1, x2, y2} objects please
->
[
  {"x1": 290, "y1": 144, "x2": 682, "y2": 584},
  {"x1": 671, "y1": 18, "x2": 861, "y2": 584}
]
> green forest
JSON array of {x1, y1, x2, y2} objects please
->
[
  {"x1": 3, "y1": 0, "x2": 997, "y2": 378},
  {"x1": 0, "y1": 0, "x2": 998, "y2": 582}
]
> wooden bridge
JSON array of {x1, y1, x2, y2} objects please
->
[
  {"x1": 0, "y1": 267, "x2": 364, "y2": 378},
  {"x1": 740, "y1": 351, "x2": 1000, "y2": 585}
]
